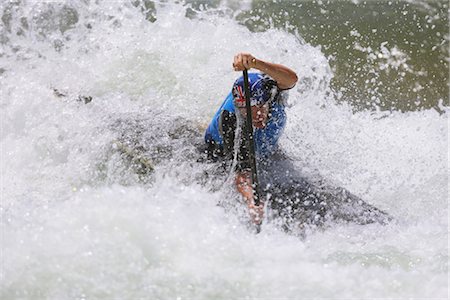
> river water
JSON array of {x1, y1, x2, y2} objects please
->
[{"x1": 1, "y1": 1, "x2": 448, "y2": 299}]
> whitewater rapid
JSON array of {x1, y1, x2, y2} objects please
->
[{"x1": 1, "y1": 1, "x2": 448, "y2": 299}]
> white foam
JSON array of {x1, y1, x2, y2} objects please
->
[{"x1": 1, "y1": 1, "x2": 447, "y2": 299}]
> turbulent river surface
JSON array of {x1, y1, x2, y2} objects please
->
[{"x1": 1, "y1": 1, "x2": 448, "y2": 299}]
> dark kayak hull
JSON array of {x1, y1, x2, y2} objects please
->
[{"x1": 257, "y1": 153, "x2": 392, "y2": 232}]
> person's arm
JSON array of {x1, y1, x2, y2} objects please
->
[
  {"x1": 220, "y1": 110, "x2": 237, "y2": 157},
  {"x1": 233, "y1": 128, "x2": 264, "y2": 225},
  {"x1": 219, "y1": 110, "x2": 263, "y2": 224},
  {"x1": 233, "y1": 52, "x2": 298, "y2": 90},
  {"x1": 235, "y1": 170, "x2": 264, "y2": 225}
]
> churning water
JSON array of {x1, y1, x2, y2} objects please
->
[{"x1": 1, "y1": 1, "x2": 448, "y2": 299}]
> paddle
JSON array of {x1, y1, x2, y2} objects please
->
[{"x1": 242, "y1": 70, "x2": 261, "y2": 232}]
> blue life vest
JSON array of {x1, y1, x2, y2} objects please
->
[{"x1": 205, "y1": 92, "x2": 286, "y2": 158}]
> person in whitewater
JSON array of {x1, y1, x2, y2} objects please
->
[{"x1": 204, "y1": 53, "x2": 298, "y2": 225}]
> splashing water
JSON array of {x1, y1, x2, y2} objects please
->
[{"x1": 1, "y1": 1, "x2": 448, "y2": 299}]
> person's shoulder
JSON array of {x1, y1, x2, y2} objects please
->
[{"x1": 261, "y1": 73, "x2": 295, "y2": 92}]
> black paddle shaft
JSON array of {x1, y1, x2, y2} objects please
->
[{"x1": 242, "y1": 70, "x2": 260, "y2": 206}]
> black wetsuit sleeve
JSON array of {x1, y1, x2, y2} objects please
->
[
  {"x1": 206, "y1": 110, "x2": 251, "y2": 171},
  {"x1": 222, "y1": 111, "x2": 253, "y2": 171},
  {"x1": 220, "y1": 110, "x2": 236, "y2": 157},
  {"x1": 235, "y1": 123, "x2": 251, "y2": 172},
  {"x1": 206, "y1": 110, "x2": 237, "y2": 160}
]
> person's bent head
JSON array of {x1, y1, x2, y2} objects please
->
[{"x1": 232, "y1": 73, "x2": 277, "y2": 129}]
